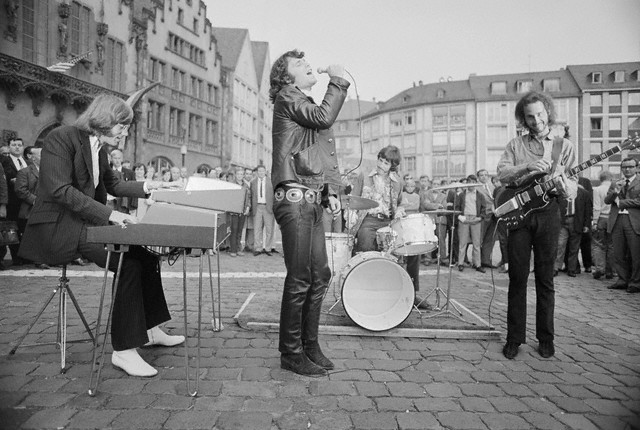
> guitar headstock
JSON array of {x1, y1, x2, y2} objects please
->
[{"x1": 621, "y1": 133, "x2": 640, "y2": 151}]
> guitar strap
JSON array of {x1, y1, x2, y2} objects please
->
[{"x1": 550, "y1": 136, "x2": 563, "y2": 174}]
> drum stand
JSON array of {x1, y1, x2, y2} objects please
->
[{"x1": 420, "y1": 205, "x2": 465, "y2": 322}]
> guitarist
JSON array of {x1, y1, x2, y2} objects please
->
[{"x1": 496, "y1": 91, "x2": 577, "y2": 360}]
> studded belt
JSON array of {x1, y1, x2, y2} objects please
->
[{"x1": 274, "y1": 186, "x2": 321, "y2": 204}]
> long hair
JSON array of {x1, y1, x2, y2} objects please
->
[
  {"x1": 269, "y1": 49, "x2": 304, "y2": 103},
  {"x1": 514, "y1": 91, "x2": 557, "y2": 133},
  {"x1": 75, "y1": 94, "x2": 133, "y2": 136},
  {"x1": 378, "y1": 145, "x2": 401, "y2": 172}
]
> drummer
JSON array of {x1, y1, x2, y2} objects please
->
[{"x1": 349, "y1": 145, "x2": 428, "y2": 310}]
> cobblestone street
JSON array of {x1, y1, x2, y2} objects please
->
[{"x1": 1, "y1": 250, "x2": 639, "y2": 429}]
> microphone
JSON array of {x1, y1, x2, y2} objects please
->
[{"x1": 317, "y1": 67, "x2": 328, "y2": 74}]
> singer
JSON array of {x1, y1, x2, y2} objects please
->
[{"x1": 269, "y1": 49, "x2": 349, "y2": 376}]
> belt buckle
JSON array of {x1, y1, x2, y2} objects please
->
[
  {"x1": 304, "y1": 190, "x2": 316, "y2": 204},
  {"x1": 286, "y1": 188, "x2": 303, "y2": 203},
  {"x1": 274, "y1": 188, "x2": 285, "y2": 202}
]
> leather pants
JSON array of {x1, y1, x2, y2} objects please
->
[{"x1": 274, "y1": 189, "x2": 330, "y2": 355}]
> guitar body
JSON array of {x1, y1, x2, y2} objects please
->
[{"x1": 495, "y1": 172, "x2": 552, "y2": 230}]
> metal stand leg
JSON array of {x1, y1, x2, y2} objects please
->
[
  {"x1": 89, "y1": 247, "x2": 127, "y2": 396},
  {"x1": 9, "y1": 265, "x2": 94, "y2": 374}
]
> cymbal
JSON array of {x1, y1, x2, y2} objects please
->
[
  {"x1": 340, "y1": 195, "x2": 379, "y2": 210},
  {"x1": 431, "y1": 182, "x2": 484, "y2": 191},
  {"x1": 422, "y1": 210, "x2": 461, "y2": 215}
]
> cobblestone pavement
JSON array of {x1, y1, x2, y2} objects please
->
[{"x1": 0, "y1": 248, "x2": 639, "y2": 430}]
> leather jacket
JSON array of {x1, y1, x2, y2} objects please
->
[{"x1": 271, "y1": 76, "x2": 350, "y2": 193}]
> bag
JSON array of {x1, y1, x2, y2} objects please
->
[{"x1": 0, "y1": 220, "x2": 20, "y2": 245}]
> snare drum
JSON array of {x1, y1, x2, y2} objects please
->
[
  {"x1": 325, "y1": 232, "x2": 354, "y2": 277},
  {"x1": 389, "y1": 214, "x2": 438, "y2": 256},
  {"x1": 340, "y1": 252, "x2": 414, "y2": 331},
  {"x1": 375, "y1": 226, "x2": 396, "y2": 252}
]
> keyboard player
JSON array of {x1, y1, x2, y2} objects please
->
[{"x1": 19, "y1": 94, "x2": 183, "y2": 377}]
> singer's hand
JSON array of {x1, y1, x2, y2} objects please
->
[{"x1": 320, "y1": 64, "x2": 344, "y2": 78}]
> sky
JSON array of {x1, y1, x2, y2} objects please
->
[{"x1": 206, "y1": 0, "x2": 640, "y2": 102}]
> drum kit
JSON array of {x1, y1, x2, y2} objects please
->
[{"x1": 324, "y1": 182, "x2": 483, "y2": 332}]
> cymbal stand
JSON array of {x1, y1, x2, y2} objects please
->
[{"x1": 421, "y1": 193, "x2": 466, "y2": 322}]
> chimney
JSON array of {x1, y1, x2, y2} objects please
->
[{"x1": 419, "y1": 80, "x2": 423, "y2": 86}]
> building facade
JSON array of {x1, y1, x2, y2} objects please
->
[{"x1": 212, "y1": 27, "x2": 272, "y2": 172}]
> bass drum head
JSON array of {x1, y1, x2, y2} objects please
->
[{"x1": 341, "y1": 252, "x2": 415, "y2": 332}]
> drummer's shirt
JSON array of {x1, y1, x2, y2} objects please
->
[{"x1": 362, "y1": 171, "x2": 400, "y2": 217}]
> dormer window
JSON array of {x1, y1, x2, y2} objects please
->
[
  {"x1": 402, "y1": 95, "x2": 409, "y2": 104},
  {"x1": 614, "y1": 71, "x2": 625, "y2": 83},
  {"x1": 543, "y1": 78, "x2": 560, "y2": 92},
  {"x1": 437, "y1": 89, "x2": 445, "y2": 99},
  {"x1": 516, "y1": 80, "x2": 533, "y2": 93},
  {"x1": 591, "y1": 72, "x2": 602, "y2": 84},
  {"x1": 490, "y1": 81, "x2": 507, "y2": 95}
]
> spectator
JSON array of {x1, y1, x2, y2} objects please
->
[
  {"x1": 605, "y1": 158, "x2": 640, "y2": 293},
  {"x1": 591, "y1": 170, "x2": 614, "y2": 279},
  {"x1": 131, "y1": 163, "x2": 153, "y2": 220},
  {"x1": 577, "y1": 176, "x2": 593, "y2": 273},
  {"x1": 250, "y1": 165, "x2": 274, "y2": 256},
  {"x1": 122, "y1": 160, "x2": 132, "y2": 170},
  {"x1": 0, "y1": 162, "x2": 8, "y2": 270},
  {"x1": 0, "y1": 137, "x2": 28, "y2": 267},
  {"x1": 161, "y1": 168, "x2": 171, "y2": 182},
  {"x1": 242, "y1": 167, "x2": 255, "y2": 252},
  {"x1": 492, "y1": 176, "x2": 509, "y2": 273},
  {"x1": 170, "y1": 166, "x2": 181, "y2": 182},
  {"x1": 14, "y1": 148, "x2": 49, "y2": 269},
  {"x1": 421, "y1": 178, "x2": 449, "y2": 265},
  {"x1": 227, "y1": 169, "x2": 250, "y2": 257},
  {"x1": 146, "y1": 164, "x2": 156, "y2": 181},
  {"x1": 454, "y1": 175, "x2": 488, "y2": 273},
  {"x1": 107, "y1": 148, "x2": 136, "y2": 214},
  {"x1": 554, "y1": 185, "x2": 592, "y2": 277},
  {"x1": 478, "y1": 168, "x2": 498, "y2": 268},
  {"x1": 195, "y1": 165, "x2": 210, "y2": 177}
]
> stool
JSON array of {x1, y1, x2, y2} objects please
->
[{"x1": 9, "y1": 264, "x2": 95, "y2": 373}]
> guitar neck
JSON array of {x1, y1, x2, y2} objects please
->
[{"x1": 536, "y1": 144, "x2": 623, "y2": 193}]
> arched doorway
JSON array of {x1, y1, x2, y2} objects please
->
[
  {"x1": 34, "y1": 123, "x2": 61, "y2": 148},
  {"x1": 148, "y1": 156, "x2": 174, "y2": 179}
]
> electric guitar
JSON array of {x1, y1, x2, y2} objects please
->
[{"x1": 494, "y1": 134, "x2": 640, "y2": 230}]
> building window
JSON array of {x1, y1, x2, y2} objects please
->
[
  {"x1": 490, "y1": 81, "x2": 507, "y2": 95},
  {"x1": 487, "y1": 102, "x2": 508, "y2": 123},
  {"x1": 404, "y1": 156, "x2": 416, "y2": 173},
  {"x1": 148, "y1": 57, "x2": 165, "y2": 83},
  {"x1": 609, "y1": 93, "x2": 621, "y2": 106},
  {"x1": 21, "y1": 0, "x2": 36, "y2": 62},
  {"x1": 147, "y1": 100, "x2": 164, "y2": 131},
  {"x1": 592, "y1": 72, "x2": 602, "y2": 84},
  {"x1": 188, "y1": 114, "x2": 202, "y2": 141},
  {"x1": 70, "y1": 1, "x2": 91, "y2": 56},
  {"x1": 170, "y1": 107, "x2": 186, "y2": 137},
  {"x1": 402, "y1": 96, "x2": 409, "y2": 104},
  {"x1": 450, "y1": 154, "x2": 466, "y2": 177},
  {"x1": 450, "y1": 130, "x2": 466, "y2": 151},
  {"x1": 629, "y1": 92, "x2": 640, "y2": 105},
  {"x1": 433, "y1": 131, "x2": 448, "y2": 151},
  {"x1": 193, "y1": 18, "x2": 198, "y2": 33},
  {"x1": 390, "y1": 113, "x2": 403, "y2": 132},
  {"x1": 543, "y1": 78, "x2": 560, "y2": 92},
  {"x1": 433, "y1": 107, "x2": 448, "y2": 128},
  {"x1": 487, "y1": 126, "x2": 508, "y2": 148},
  {"x1": 591, "y1": 141, "x2": 603, "y2": 156},
  {"x1": 167, "y1": 32, "x2": 205, "y2": 66},
  {"x1": 437, "y1": 89, "x2": 445, "y2": 99},
  {"x1": 450, "y1": 105, "x2": 465, "y2": 127},
  {"x1": 609, "y1": 117, "x2": 621, "y2": 131},
  {"x1": 629, "y1": 116, "x2": 640, "y2": 131},
  {"x1": 614, "y1": 71, "x2": 625, "y2": 83},
  {"x1": 177, "y1": 8, "x2": 183, "y2": 24},
  {"x1": 105, "y1": 38, "x2": 124, "y2": 92},
  {"x1": 590, "y1": 118, "x2": 602, "y2": 130},
  {"x1": 590, "y1": 94, "x2": 602, "y2": 107},
  {"x1": 516, "y1": 80, "x2": 532, "y2": 93}
]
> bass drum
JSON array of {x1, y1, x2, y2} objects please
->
[{"x1": 340, "y1": 252, "x2": 415, "y2": 331}]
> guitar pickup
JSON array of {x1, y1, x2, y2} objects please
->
[
  {"x1": 517, "y1": 192, "x2": 531, "y2": 205},
  {"x1": 533, "y1": 184, "x2": 544, "y2": 196}
]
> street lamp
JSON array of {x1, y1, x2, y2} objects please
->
[{"x1": 180, "y1": 144, "x2": 187, "y2": 168}]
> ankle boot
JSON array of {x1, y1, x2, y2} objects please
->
[
  {"x1": 281, "y1": 353, "x2": 327, "y2": 377},
  {"x1": 304, "y1": 347, "x2": 334, "y2": 370}
]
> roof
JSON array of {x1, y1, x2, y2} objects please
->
[
  {"x1": 364, "y1": 80, "x2": 474, "y2": 118},
  {"x1": 566, "y1": 61, "x2": 640, "y2": 91},
  {"x1": 211, "y1": 27, "x2": 248, "y2": 71},
  {"x1": 336, "y1": 99, "x2": 378, "y2": 121},
  {"x1": 469, "y1": 69, "x2": 581, "y2": 101},
  {"x1": 251, "y1": 41, "x2": 269, "y2": 83}
]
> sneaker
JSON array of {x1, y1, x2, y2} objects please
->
[
  {"x1": 502, "y1": 342, "x2": 520, "y2": 360},
  {"x1": 538, "y1": 340, "x2": 555, "y2": 358},
  {"x1": 281, "y1": 353, "x2": 327, "y2": 376},
  {"x1": 474, "y1": 266, "x2": 486, "y2": 273}
]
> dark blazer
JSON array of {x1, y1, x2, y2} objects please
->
[
  {"x1": 19, "y1": 126, "x2": 145, "y2": 265},
  {"x1": 110, "y1": 166, "x2": 137, "y2": 211},
  {"x1": 605, "y1": 175, "x2": 640, "y2": 235},
  {"x1": 559, "y1": 185, "x2": 592, "y2": 234},
  {"x1": 0, "y1": 162, "x2": 7, "y2": 206},
  {"x1": 14, "y1": 163, "x2": 39, "y2": 219},
  {"x1": 250, "y1": 176, "x2": 274, "y2": 215},
  {"x1": 1, "y1": 155, "x2": 26, "y2": 220},
  {"x1": 454, "y1": 189, "x2": 488, "y2": 220}
]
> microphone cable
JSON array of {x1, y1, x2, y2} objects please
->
[{"x1": 341, "y1": 68, "x2": 364, "y2": 180}]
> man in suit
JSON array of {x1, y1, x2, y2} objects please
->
[
  {"x1": 107, "y1": 148, "x2": 136, "y2": 214},
  {"x1": 605, "y1": 158, "x2": 640, "y2": 293},
  {"x1": 0, "y1": 162, "x2": 7, "y2": 270},
  {"x1": 19, "y1": 94, "x2": 184, "y2": 377},
  {"x1": 454, "y1": 175, "x2": 488, "y2": 273},
  {"x1": 554, "y1": 185, "x2": 592, "y2": 277},
  {"x1": 250, "y1": 164, "x2": 274, "y2": 256},
  {"x1": 478, "y1": 169, "x2": 498, "y2": 268},
  {"x1": 14, "y1": 147, "x2": 49, "y2": 269},
  {"x1": 0, "y1": 137, "x2": 29, "y2": 266}
]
